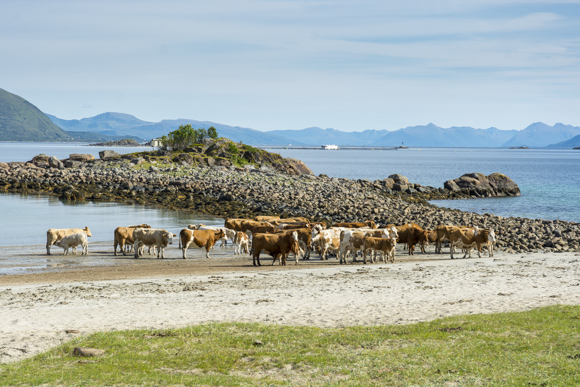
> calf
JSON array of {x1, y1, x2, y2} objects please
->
[
  {"x1": 252, "y1": 231, "x2": 300, "y2": 266},
  {"x1": 180, "y1": 229, "x2": 225, "y2": 259},
  {"x1": 312, "y1": 233, "x2": 340, "y2": 260},
  {"x1": 46, "y1": 226, "x2": 92, "y2": 255},
  {"x1": 362, "y1": 236, "x2": 396, "y2": 264},
  {"x1": 133, "y1": 228, "x2": 174, "y2": 259},
  {"x1": 55, "y1": 232, "x2": 88, "y2": 255},
  {"x1": 234, "y1": 231, "x2": 250, "y2": 255}
]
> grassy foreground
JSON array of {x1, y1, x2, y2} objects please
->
[{"x1": 2, "y1": 305, "x2": 580, "y2": 386}]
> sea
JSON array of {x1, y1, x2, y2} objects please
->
[{"x1": 0, "y1": 143, "x2": 579, "y2": 253}]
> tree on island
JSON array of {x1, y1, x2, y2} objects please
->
[{"x1": 160, "y1": 125, "x2": 219, "y2": 151}]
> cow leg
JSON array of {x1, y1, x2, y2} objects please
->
[{"x1": 205, "y1": 246, "x2": 211, "y2": 259}]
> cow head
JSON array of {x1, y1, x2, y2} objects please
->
[
  {"x1": 215, "y1": 229, "x2": 226, "y2": 239},
  {"x1": 163, "y1": 232, "x2": 173, "y2": 245},
  {"x1": 83, "y1": 227, "x2": 92, "y2": 237},
  {"x1": 389, "y1": 226, "x2": 399, "y2": 241}
]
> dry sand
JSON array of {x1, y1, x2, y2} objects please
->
[{"x1": 2, "y1": 243, "x2": 580, "y2": 364}]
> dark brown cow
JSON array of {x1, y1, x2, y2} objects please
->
[
  {"x1": 392, "y1": 224, "x2": 430, "y2": 255},
  {"x1": 252, "y1": 231, "x2": 300, "y2": 266},
  {"x1": 275, "y1": 228, "x2": 312, "y2": 260},
  {"x1": 179, "y1": 229, "x2": 225, "y2": 259}
]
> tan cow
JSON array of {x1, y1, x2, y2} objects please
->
[
  {"x1": 46, "y1": 226, "x2": 92, "y2": 255},
  {"x1": 252, "y1": 231, "x2": 300, "y2": 266},
  {"x1": 449, "y1": 228, "x2": 495, "y2": 259},
  {"x1": 435, "y1": 225, "x2": 479, "y2": 254},
  {"x1": 113, "y1": 224, "x2": 151, "y2": 256},
  {"x1": 269, "y1": 217, "x2": 310, "y2": 226},
  {"x1": 179, "y1": 229, "x2": 225, "y2": 259},
  {"x1": 254, "y1": 215, "x2": 280, "y2": 222},
  {"x1": 133, "y1": 228, "x2": 174, "y2": 259}
]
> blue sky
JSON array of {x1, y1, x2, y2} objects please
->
[{"x1": 2, "y1": 0, "x2": 579, "y2": 132}]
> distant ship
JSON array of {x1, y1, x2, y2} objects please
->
[{"x1": 321, "y1": 144, "x2": 339, "y2": 150}]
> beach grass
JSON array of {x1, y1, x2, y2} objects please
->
[{"x1": 2, "y1": 305, "x2": 580, "y2": 386}]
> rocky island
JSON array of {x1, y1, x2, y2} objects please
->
[{"x1": 0, "y1": 137, "x2": 577, "y2": 254}]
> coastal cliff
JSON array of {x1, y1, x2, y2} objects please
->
[{"x1": 0, "y1": 146, "x2": 578, "y2": 255}]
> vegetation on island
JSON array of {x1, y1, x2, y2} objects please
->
[
  {"x1": 2, "y1": 305, "x2": 579, "y2": 386},
  {"x1": 160, "y1": 124, "x2": 219, "y2": 151}
]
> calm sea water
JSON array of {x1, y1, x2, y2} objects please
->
[
  {"x1": 274, "y1": 148, "x2": 580, "y2": 223},
  {"x1": 0, "y1": 193, "x2": 224, "y2": 249}
]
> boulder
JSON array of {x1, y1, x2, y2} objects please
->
[
  {"x1": 99, "y1": 150, "x2": 121, "y2": 160},
  {"x1": 69, "y1": 154, "x2": 95, "y2": 162},
  {"x1": 49, "y1": 156, "x2": 64, "y2": 169},
  {"x1": 31, "y1": 154, "x2": 50, "y2": 167},
  {"x1": 389, "y1": 174, "x2": 409, "y2": 184},
  {"x1": 443, "y1": 172, "x2": 520, "y2": 197},
  {"x1": 0, "y1": 162, "x2": 8, "y2": 170}
]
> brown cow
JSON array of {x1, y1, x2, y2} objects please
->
[
  {"x1": 390, "y1": 224, "x2": 429, "y2": 255},
  {"x1": 114, "y1": 224, "x2": 151, "y2": 256},
  {"x1": 332, "y1": 220, "x2": 377, "y2": 229},
  {"x1": 179, "y1": 229, "x2": 225, "y2": 259},
  {"x1": 363, "y1": 236, "x2": 397, "y2": 264},
  {"x1": 252, "y1": 231, "x2": 300, "y2": 266},
  {"x1": 275, "y1": 228, "x2": 312, "y2": 260}
]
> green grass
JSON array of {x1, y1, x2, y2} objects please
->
[{"x1": 2, "y1": 305, "x2": 580, "y2": 386}]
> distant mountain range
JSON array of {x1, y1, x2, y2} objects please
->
[
  {"x1": 48, "y1": 113, "x2": 580, "y2": 148},
  {"x1": 2, "y1": 87, "x2": 580, "y2": 147}
]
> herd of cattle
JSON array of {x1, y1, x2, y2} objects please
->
[{"x1": 45, "y1": 215, "x2": 497, "y2": 266}]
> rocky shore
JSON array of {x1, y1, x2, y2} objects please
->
[{"x1": 0, "y1": 144, "x2": 578, "y2": 254}]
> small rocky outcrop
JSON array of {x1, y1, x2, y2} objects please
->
[{"x1": 444, "y1": 173, "x2": 520, "y2": 198}]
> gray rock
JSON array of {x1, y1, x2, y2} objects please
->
[
  {"x1": 389, "y1": 174, "x2": 409, "y2": 184},
  {"x1": 48, "y1": 156, "x2": 64, "y2": 169},
  {"x1": 69, "y1": 154, "x2": 95, "y2": 162},
  {"x1": 99, "y1": 150, "x2": 121, "y2": 160}
]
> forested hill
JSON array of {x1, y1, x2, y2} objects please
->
[{"x1": 0, "y1": 88, "x2": 69, "y2": 141}]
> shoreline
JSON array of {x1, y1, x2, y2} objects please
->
[
  {"x1": 2, "y1": 247, "x2": 580, "y2": 364},
  {"x1": 1, "y1": 153, "x2": 578, "y2": 254}
]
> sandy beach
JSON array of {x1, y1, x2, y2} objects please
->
[{"x1": 2, "y1": 243, "x2": 580, "y2": 364}]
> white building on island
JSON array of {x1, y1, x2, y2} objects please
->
[{"x1": 321, "y1": 144, "x2": 339, "y2": 150}]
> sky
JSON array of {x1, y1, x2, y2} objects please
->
[{"x1": 2, "y1": 0, "x2": 580, "y2": 132}]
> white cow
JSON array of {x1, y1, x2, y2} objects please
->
[
  {"x1": 133, "y1": 228, "x2": 174, "y2": 259},
  {"x1": 54, "y1": 232, "x2": 88, "y2": 255}
]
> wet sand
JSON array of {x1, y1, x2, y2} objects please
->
[{"x1": 2, "y1": 244, "x2": 580, "y2": 364}]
